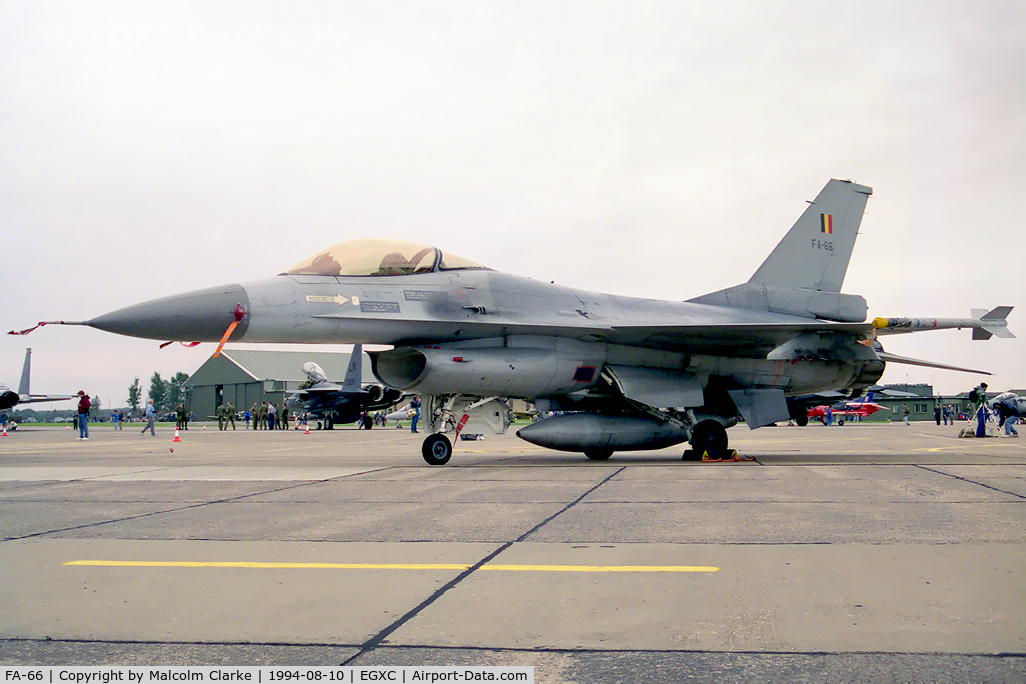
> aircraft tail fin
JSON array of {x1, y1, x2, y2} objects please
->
[
  {"x1": 18, "y1": 348, "x2": 31, "y2": 396},
  {"x1": 748, "y1": 179, "x2": 872, "y2": 293},
  {"x1": 342, "y1": 344, "x2": 363, "y2": 391},
  {"x1": 970, "y1": 306, "x2": 1015, "y2": 340},
  {"x1": 689, "y1": 180, "x2": 872, "y2": 321}
]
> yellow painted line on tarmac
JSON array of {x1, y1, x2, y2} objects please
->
[{"x1": 65, "y1": 560, "x2": 719, "y2": 572}]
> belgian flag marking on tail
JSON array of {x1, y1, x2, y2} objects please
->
[{"x1": 820, "y1": 213, "x2": 833, "y2": 234}]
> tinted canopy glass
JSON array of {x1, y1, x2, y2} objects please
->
[{"x1": 284, "y1": 239, "x2": 490, "y2": 277}]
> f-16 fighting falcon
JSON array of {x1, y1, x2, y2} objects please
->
[{"x1": 10, "y1": 180, "x2": 1014, "y2": 464}]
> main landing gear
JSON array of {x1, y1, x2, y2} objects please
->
[{"x1": 684, "y1": 419, "x2": 732, "y2": 461}]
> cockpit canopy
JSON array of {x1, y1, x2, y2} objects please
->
[
  {"x1": 284, "y1": 239, "x2": 491, "y2": 277},
  {"x1": 302, "y1": 362, "x2": 328, "y2": 383}
]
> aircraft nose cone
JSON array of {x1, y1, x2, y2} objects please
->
[{"x1": 87, "y1": 283, "x2": 250, "y2": 342}]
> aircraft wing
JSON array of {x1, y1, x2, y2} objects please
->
[
  {"x1": 328, "y1": 309, "x2": 873, "y2": 357},
  {"x1": 874, "y1": 351, "x2": 991, "y2": 375},
  {"x1": 19, "y1": 393, "x2": 77, "y2": 404},
  {"x1": 606, "y1": 321, "x2": 873, "y2": 356},
  {"x1": 0, "y1": 392, "x2": 76, "y2": 411},
  {"x1": 302, "y1": 383, "x2": 345, "y2": 393}
]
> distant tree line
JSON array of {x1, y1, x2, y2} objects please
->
[{"x1": 131, "y1": 371, "x2": 191, "y2": 412}]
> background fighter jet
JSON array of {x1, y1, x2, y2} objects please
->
[
  {"x1": 285, "y1": 344, "x2": 403, "y2": 429},
  {"x1": 806, "y1": 393, "x2": 884, "y2": 424},
  {"x1": 0, "y1": 348, "x2": 76, "y2": 411},
  {"x1": 17, "y1": 180, "x2": 1014, "y2": 464}
]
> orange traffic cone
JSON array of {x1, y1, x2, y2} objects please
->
[
  {"x1": 67, "y1": 424, "x2": 71, "y2": 430},
  {"x1": 1, "y1": 426, "x2": 7, "y2": 436},
  {"x1": 202, "y1": 424, "x2": 206, "y2": 430},
  {"x1": 172, "y1": 429, "x2": 182, "y2": 443},
  {"x1": 304, "y1": 423, "x2": 311, "y2": 434}
]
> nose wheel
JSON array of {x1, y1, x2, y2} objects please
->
[{"x1": 422, "y1": 433, "x2": 453, "y2": 465}]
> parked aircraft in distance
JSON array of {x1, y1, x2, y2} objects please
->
[
  {"x1": 285, "y1": 344, "x2": 403, "y2": 429},
  {"x1": 0, "y1": 348, "x2": 76, "y2": 411},
  {"x1": 14, "y1": 180, "x2": 1014, "y2": 464},
  {"x1": 384, "y1": 404, "x2": 414, "y2": 422},
  {"x1": 807, "y1": 393, "x2": 884, "y2": 424}
]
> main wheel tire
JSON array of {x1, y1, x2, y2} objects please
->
[
  {"x1": 796, "y1": 413, "x2": 809, "y2": 427},
  {"x1": 422, "y1": 433, "x2": 453, "y2": 465},
  {"x1": 324, "y1": 416, "x2": 333, "y2": 430},
  {"x1": 691, "y1": 419, "x2": 729, "y2": 459},
  {"x1": 584, "y1": 448, "x2": 613, "y2": 461}
]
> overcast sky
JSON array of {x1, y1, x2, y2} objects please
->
[{"x1": 2, "y1": 0, "x2": 1023, "y2": 410}]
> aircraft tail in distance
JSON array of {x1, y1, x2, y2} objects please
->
[
  {"x1": 2, "y1": 348, "x2": 76, "y2": 409},
  {"x1": 18, "y1": 348, "x2": 33, "y2": 396},
  {"x1": 341, "y1": 344, "x2": 363, "y2": 391}
]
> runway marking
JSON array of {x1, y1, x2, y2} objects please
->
[
  {"x1": 485, "y1": 564, "x2": 718, "y2": 572},
  {"x1": 64, "y1": 560, "x2": 719, "y2": 572}
]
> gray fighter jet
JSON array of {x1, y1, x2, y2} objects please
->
[
  {"x1": 286, "y1": 344, "x2": 404, "y2": 429},
  {"x1": 0, "y1": 348, "x2": 76, "y2": 411},
  {"x1": 14, "y1": 180, "x2": 1014, "y2": 464}
]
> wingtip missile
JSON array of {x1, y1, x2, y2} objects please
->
[{"x1": 872, "y1": 306, "x2": 1014, "y2": 339}]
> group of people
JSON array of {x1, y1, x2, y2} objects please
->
[
  {"x1": 68, "y1": 396, "x2": 155, "y2": 437},
  {"x1": 937, "y1": 404, "x2": 962, "y2": 425},
  {"x1": 109, "y1": 409, "x2": 127, "y2": 429},
  {"x1": 175, "y1": 403, "x2": 190, "y2": 430},
  {"x1": 58, "y1": 394, "x2": 424, "y2": 437},
  {"x1": 968, "y1": 382, "x2": 1022, "y2": 438},
  {"x1": 242, "y1": 402, "x2": 291, "y2": 430},
  {"x1": 216, "y1": 402, "x2": 236, "y2": 430}
]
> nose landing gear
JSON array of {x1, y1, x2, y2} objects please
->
[{"x1": 422, "y1": 433, "x2": 453, "y2": 465}]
